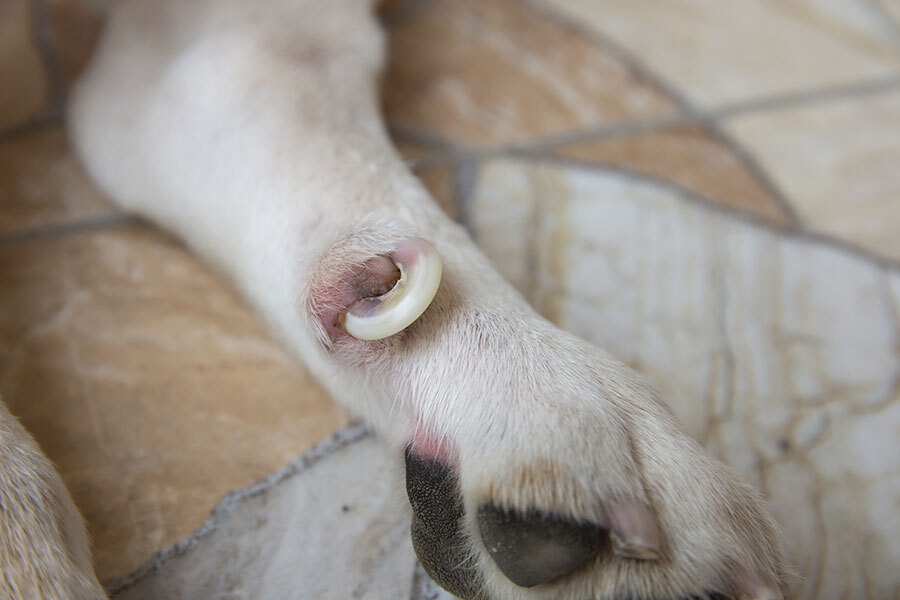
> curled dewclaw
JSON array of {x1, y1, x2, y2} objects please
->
[{"x1": 344, "y1": 238, "x2": 442, "y2": 340}]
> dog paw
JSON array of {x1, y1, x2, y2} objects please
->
[
  {"x1": 307, "y1": 234, "x2": 793, "y2": 600},
  {"x1": 397, "y1": 333, "x2": 794, "y2": 600}
]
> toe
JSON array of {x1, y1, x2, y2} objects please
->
[
  {"x1": 405, "y1": 449, "x2": 485, "y2": 600},
  {"x1": 476, "y1": 504, "x2": 607, "y2": 588}
]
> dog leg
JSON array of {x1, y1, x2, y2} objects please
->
[
  {"x1": 0, "y1": 399, "x2": 106, "y2": 599},
  {"x1": 69, "y1": 0, "x2": 794, "y2": 598}
]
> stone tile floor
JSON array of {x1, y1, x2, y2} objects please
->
[{"x1": 0, "y1": 0, "x2": 898, "y2": 597}]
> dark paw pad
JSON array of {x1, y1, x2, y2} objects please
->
[
  {"x1": 477, "y1": 504, "x2": 607, "y2": 587},
  {"x1": 405, "y1": 448, "x2": 484, "y2": 600}
]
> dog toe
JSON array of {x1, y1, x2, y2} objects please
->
[
  {"x1": 476, "y1": 504, "x2": 607, "y2": 587},
  {"x1": 405, "y1": 449, "x2": 484, "y2": 599}
]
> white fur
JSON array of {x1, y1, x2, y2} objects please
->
[{"x1": 0, "y1": 0, "x2": 794, "y2": 598}]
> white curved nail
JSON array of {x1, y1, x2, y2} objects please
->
[{"x1": 344, "y1": 238, "x2": 442, "y2": 340}]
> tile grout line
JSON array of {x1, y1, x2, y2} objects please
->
[
  {"x1": 29, "y1": 0, "x2": 66, "y2": 121},
  {"x1": 461, "y1": 152, "x2": 900, "y2": 275},
  {"x1": 520, "y1": 0, "x2": 697, "y2": 114},
  {"x1": 0, "y1": 213, "x2": 139, "y2": 248},
  {"x1": 0, "y1": 112, "x2": 62, "y2": 141},
  {"x1": 450, "y1": 159, "x2": 480, "y2": 237},
  {"x1": 379, "y1": 0, "x2": 434, "y2": 27},
  {"x1": 105, "y1": 424, "x2": 372, "y2": 596},
  {"x1": 0, "y1": 0, "x2": 67, "y2": 141},
  {"x1": 703, "y1": 121, "x2": 801, "y2": 227},
  {"x1": 406, "y1": 140, "x2": 900, "y2": 274},
  {"x1": 709, "y1": 76, "x2": 900, "y2": 120},
  {"x1": 393, "y1": 74, "x2": 900, "y2": 169},
  {"x1": 860, "y1": 0, "x2": 900, "y2": 48}
]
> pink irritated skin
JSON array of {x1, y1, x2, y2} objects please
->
[
  {"x1": 730, "y1": 570, "x2": 784, "y2": 600},
  {"x1": 309, "y1": 239, "x2": 426, "y2": 344},
  {"x1": 310, "y1": 254, "x2": 400, "y2": 344},
  {"x1": 408, "y1": 419, "x2": 458, "y2": 466},
  {"x1": 607, "y1": 500, "x2": 662, "y2": 559}
]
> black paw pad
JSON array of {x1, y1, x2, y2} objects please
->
[
  {"x1": 405, "y1": 448, "x2": 484, "y2": 600},
  {"x1": 477, "y1": 504, "x2": 607, "y2": 588}
]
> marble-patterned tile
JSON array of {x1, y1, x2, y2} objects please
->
[
  {"x1": 0, "y1": 227, "x2": 348, "y2": 580},
  {"x1": 726, "y1": 90, "x2": 900, "y2": 263},
  {"x1": 0, "y1": 127, "x2": 117, "y2": 237},
  {"x1": 381, "y1": 0, "x2": 676, "y2": 147},
  {"x1": 535, "y1": 0, "x2": 900, "y2": 108},
  {"x1": 878, "y1": 0, "x2": 900, "y2": 26},
  {"x1": 549, "y1": 124, "x2": 791, "y2": 224},
  {"x1": 0, "y1": 0, "x2": 49, "y2": 130},
  {"x1": 469, "y1": 158, "x2": 899, "y2": 599}
]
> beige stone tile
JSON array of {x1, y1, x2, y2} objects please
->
[
  {"x1": 0, "y1": 227, "x2": 348, "y2": 580},
  {"x1": 381, "y1": 0, "x2": 676, "y2": 147},
  {"x1": 0, "y1": 127, "x2": 117, "y2": 237},
  {"x1": 550, "y1": 124, "x2": 791, "y2": 224},
  {"x1": 469, "y1": 157, "x2": 899, "y2": 598},
  {"x1": 45, "y1": 0, "x2": 106, "y2": 90},
  {"x1": 874, "y1": 0, "x2": 900, "y2": 26},
  {"x1": 536, "y1": 0, "x2": 900, "y2": 108},
  {"x1": 0, "y1": 0, "x2": 49, "y2": 130},
  {"x1": 726, "y1": 91, "x2": 900, "y2": 262}
]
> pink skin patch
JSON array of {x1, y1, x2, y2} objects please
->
[
  {"x1": 311, "y1": 254, "x2": 400, "y2": 343},
  {"x1": 408, "y1": 423, "x2": 457, "y2": 466},
  {"x1": 607, "y1": 500, "x2": 661, "y2": 559},
  {"x1": 730, "y1": 570, "x2": 783, "y2": 600},
  {"x1": 309, "y1": 238, "x2": 429, "y2": 345}
]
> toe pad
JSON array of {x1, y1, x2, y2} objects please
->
[{"x1": 477, "y1": 504, "x2": 607, "y2": 588}]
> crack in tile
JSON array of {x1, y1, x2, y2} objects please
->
[
  {"x1": 56, "y1": 239, "x2": 117, "y2": 460},
  {"x1": 795, "y1": 454, "x2": 827, "y2": 600},
  {"x1": 0, "y1": 286, "x2": 88, "y2": 386},
  {"x1": 708, "y1": 228, "x2": 736, "y2": 441},
  {"x1": 103, "y1": 423, "x2": 372, "y2": 596}
]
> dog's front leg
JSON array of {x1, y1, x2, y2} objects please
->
[
  {"x1": 69, "y1": 1, "x2": 794, "y2": 598},
  {"x1": 0, "y1": 399, "x2": 106, "y2": 599}
]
